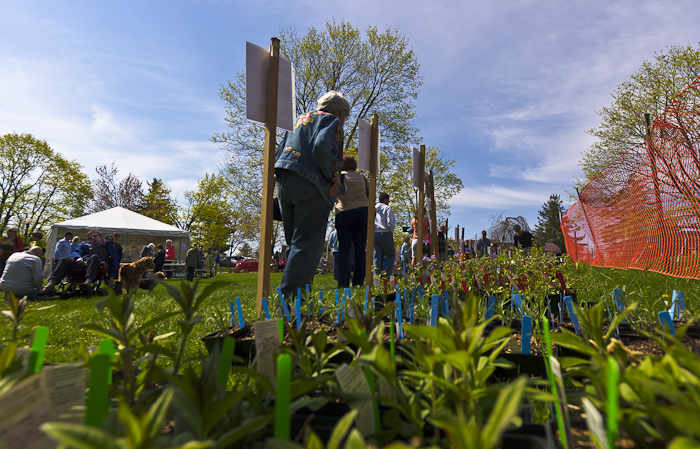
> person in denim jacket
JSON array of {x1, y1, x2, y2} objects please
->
[{"x1": 274, "y1": 91, "x2": 350, "y2": 300}]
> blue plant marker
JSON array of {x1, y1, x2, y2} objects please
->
[
  {"x1": 659, "y1": 311, "x2": 675, "y2": 337},
  {"x1": 305, "y1": 284, "x2": 311, "y2": 316},
  {"x1": 430, "y1": 294, "x2": 439, "y2": 327},
  {"x1": 229, "y1": 301, "x2": 236, "y2": 327},
  {"x1": 670, "y1": 290, "x2": 685, "y2": 320},
  {"x1": 261, "y1": 297, "x2": 271, "y2": 319},
  {"x1": 442, "y1": 290, "x2": 450, "y2": 317},
  {"x1": 564, "y1": 296, "x2": 581, "y2": 334},
  {"x1": 395, "y1": 296, "x2": 404, "y2": 339},
  {"x1": 364, "y1": 286, "x2": 369, "y2": 316},
  {"x1": 485, "y1": 295, "x2": 496, "y2": 321},
  {"x1": 295, "y1": 295, "x2": 302, "y2": 329},
  {"x1": 235, "y1": 297, "x2": 245, "y2": 329},
  {"x1": 612, "y1": 289, "x2": 626, "y2": 324},
  {"x1": 605, "y1": 301, "x2": 619, "y2": 338},
  {"x1": 521, "y1": 316, "x2": 532, "y2": 355},
  {"x1": 512, "y1": 294, "x2": 523, "y2": 318},
  {"x1": 275, "y1": 287, "x2": 292, "y2": 322},
  {"x1": 319, "y1": 289, "x2": 324, "y2": 316},
  {"x1": 408, "y1": 288, "x2": 414, "y2": 324}
]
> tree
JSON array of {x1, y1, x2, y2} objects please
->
[
  {"x1": 139, "y1": 178, "x2": 178, "y2": 225},
  {"x1": 577, "y1": 43, "x2": 700, "y2": 190},
  {"x1": 212, "y1": 20, "x2": 462, "y2": 237},
  {"x1": 88, "y1": 163, "x2": 144, "y2": 213},
  {"x1": 533, "y1": 194, "x2": 566, "y2": 253},
  {"x1": 0, "y1": 133, "x2": 91, "y2": 238}
]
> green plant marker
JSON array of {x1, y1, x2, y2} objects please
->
[
  {"x1": 607, "y1": 357, "x2": 620, "y2": 449},
  {"x1": 542, "y1": 318, "x2": 568, "y2": 449},
  {"x1": 389, "y1": 319, "x2": 395, "y2": 360},
  {"x1": 85, "y1": 353, "x2": 111, "y2": 428},
  {"x1": 363, "y1": 367, "x2": 381, "y2": 433},
  {"x1": 216, "y1": 337, "x2": 236, "y2": 389},
  {"x1": 99, "y1": 339, "x2": 117, "y2": 385},
  {"x1": 29, "y1": 326, "x2": 49, "y2": 374},
  {"x1": 274, "y1": 353, "x2": 292, "y2": 440}
]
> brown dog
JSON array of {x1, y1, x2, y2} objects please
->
[{"x1": 119, "y1": 257, "x2": 155, "y2": 293}]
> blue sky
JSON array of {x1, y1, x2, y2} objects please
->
[{"x1": 2, "y1": 0, "x2": 699, "y2": 240}]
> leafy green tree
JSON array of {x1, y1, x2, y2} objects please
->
[
  {"x1": 577, "y1": 43, "x2": 700, "y2": 190},
  {"x1": 88, "y1": 163, "x2": 144, "y2": 213},
  {"x1": 139, "y1": 178, "x2": 178, "y2": 225},
  {"x1": 533, "y1": 194, "x2": 566, "y2": 253},
  {"x1": 0, "y1": 133, "x2": 91, "y2": 238},
  {"x1": 213, "y1": 20, "x2": 462, "y2": 239}
]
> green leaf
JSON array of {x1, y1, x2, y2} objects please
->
[
  {"x1": 669, "y1": 436, "x2": 700, "y2": 449},
  {"x1": 327, "y1": 408, "x2": 359, "y2": 449},
  {"x1": 482, "y1": 376, "x2": 527, "y2": 449},
  {"x1": 40, "y1": 422, "x2": 122, "y2": 449},
  {"x1": 344, "y1": 429, "x2": 366, "y2": 449}
]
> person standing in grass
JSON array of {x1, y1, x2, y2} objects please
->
[
  {"x1": 477, "y1": 230, "x2": 491, "y2": 257},
  {"x1": 334, "y1": 154, "x2": 368, "y2": 288},
  {"x1": 513, "y1": 225, "x2": 533, "y2": 255},
  {"x1": 274, "y1": 91, "x2": 349, "y2": 300},
  {"x1": 185, "y1": 245, "x2": 199, "y2": 282}
]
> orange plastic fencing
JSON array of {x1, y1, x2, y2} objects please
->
[{"x1": 562, "y1": 76, "x2": 700, "y2": 278}]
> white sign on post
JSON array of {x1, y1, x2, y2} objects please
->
[
  {"x1": 358, "y1": 118, "x2": 381, "y2": 176},
  {"x1": 245, "y1": 41, "x2": 296, "y2": 132}
]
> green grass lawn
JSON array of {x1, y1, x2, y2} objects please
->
[
  {"x1": 1, "y1": 271, "x2": 339, "y2": 364},
  {"x1": 2, "y1": 265, "x2": 699, "y2": 364}
]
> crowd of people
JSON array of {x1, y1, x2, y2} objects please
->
[
  {"x1": 0, "y1": 226, "x2": 188, "y2": 299},
  {"x1": 0, "y1": 89, "x2": 536, "y2": 302}
]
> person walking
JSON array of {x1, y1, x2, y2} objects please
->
[{"x1": 373, "y1": 192, "x2": 396, "y2": 278}]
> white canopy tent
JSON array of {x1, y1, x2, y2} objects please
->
[{"x1": 47, "y1": 207, "x2": 190, "y2": 268}]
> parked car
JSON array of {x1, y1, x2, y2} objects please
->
[
  {"x1": 236, "y1": 258, "x2": 259, "y2": 273},
  {"x1": 221, "y1": 255, "x2": 244, "y2": 267}
]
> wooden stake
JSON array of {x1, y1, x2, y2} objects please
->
[
  {"x1": 415, "y1": 145, "x2": 426, "y2": 263},
  {"x1": 257, "y1": 37, "x2": 280, "y2": 315},
  {"x1": 427, "y1": 170, "x2": 438, "y2": 258},
  {"x1": 365, "y1": 113, "x2": 379, "y2": 286}
]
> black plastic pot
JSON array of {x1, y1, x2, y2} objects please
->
[
  {"x1": 201, "y1": 326, "x2": 255, "y2": 365},
  {"x1": 502, "y1": 423, "x2": 552, "y2": 449},
  {"x1": 490, "y1": 352, "x2": 547, "y2": 381}
]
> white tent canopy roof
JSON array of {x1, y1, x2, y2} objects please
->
[{"x1": 54, "y1": 206, "x2": 187, "y2": 236}]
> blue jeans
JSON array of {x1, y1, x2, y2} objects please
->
[
  {"x1": 373, "y1": 231, "x2": 395, "y2": 277},
  {"x1": 336, "y1": 207, "x2": 367, "y2": 288},
  {"x1": 277, "y1": 170, "x2": 333, "y2": 299}
]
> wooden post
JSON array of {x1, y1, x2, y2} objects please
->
[
  {"x1": 415, "y1": 145, "x2": 426, "y2": 263},
  {"x1": 365, "y1": 113, "x2": 379, "y2": 286},
  {"x1": 256, "y1": 38, "x2": 280, "y2": 315},
  {"x1": 427, "y1": 170, "x2": 438, "y2": 258}
]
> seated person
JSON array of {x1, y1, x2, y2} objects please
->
[
  {"x1": 39, "y1": 229, "x2": 118, "y2": 295},
  {"x1": 0, "y1": 246, "x2": 44, "y2": 301}
]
